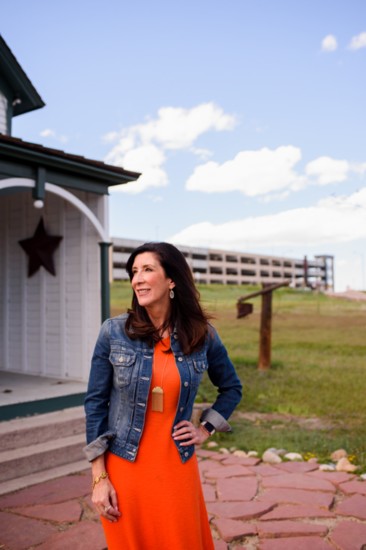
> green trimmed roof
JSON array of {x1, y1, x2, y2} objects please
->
[
  {"x1": 0, "y1": 134, "x2": 140, "y2": 194},
  {"x1": 0, "y1": 35, "x2": 45, "y2": 116}
]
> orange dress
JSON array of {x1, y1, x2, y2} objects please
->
[{"x1": 102, "y1": 337, "x2": 214, "y2": 550}]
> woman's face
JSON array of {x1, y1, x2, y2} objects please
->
[{"x1": 131, "y1": 252, "x2": 175, "y2": 314}]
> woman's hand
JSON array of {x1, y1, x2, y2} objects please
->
[
  {"x1": 92, "y1": 478, "x2": 121, "y2": 522},
  {"x1": 173, "y1": 420, "x2": 211, "y2": 446}
]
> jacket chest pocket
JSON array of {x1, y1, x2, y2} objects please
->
[
  {"x1": 109, "y1": 349, "x2": 136, "y2": 387},
  {"x1": 192, "y1": 353, "x2": 208, "y2": 374}
]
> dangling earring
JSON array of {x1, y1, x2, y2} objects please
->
[{"x1": 169, "y1": 289, "x2": 175, "y2": 299}]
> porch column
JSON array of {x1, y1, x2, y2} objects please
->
[
  {"x1": 99, "y1": 242, "x2": 112, "y2": 322},
  {"x1": 32, "y1": 167, "x2": 46, "y2": 204}
]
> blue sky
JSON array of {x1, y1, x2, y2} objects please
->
[{"x1": 2, "y1": 0, "x2": 366, "y2": 291}]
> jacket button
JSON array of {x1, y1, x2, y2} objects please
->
[
  {"x1": 184, "y1": 382, "x2": 188, "y2": 387},
  {"x1": 180, "y1": 407, "x2": 184, "y2": 412},
  {"x1": 178, "y1": 357, "x2": 183, "y2": 362},
  {"x1": 118, "y1": 356, "x2": 123, "y2": 362},
  {"x1": 184, "y1": 452, "x2": 189, "y2": 457}
]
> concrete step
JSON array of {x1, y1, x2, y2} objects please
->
[
  {"x1": 0, "y1": 459, "x2": 90, "y2": 496},
  {"x1": 0, "y1": 406, "x2": 85, "y2": 451},
  {"x1": 0, "y1": 433, "x2": 86, "y2": 482},
  {"x1": 0, "y1": 406, "x2": 90, "y2": 495}
]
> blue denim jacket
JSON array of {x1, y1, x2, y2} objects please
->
[{"x1": 84, "y1": 314, "x2": 242, "y2": 464}]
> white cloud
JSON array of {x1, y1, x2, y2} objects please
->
[
  {"x1": 109, "y1": 144, "x2": 167, "y2": 194},
  {"x1": 321, "y1": 34, "x2": 338, "y2": 52},
  {"x1": 185, "y1": 147, "x2": 365, "y2": 197},
  {"x1": 102, "y1": 131, "x2": 120, "y2": 143},
  {"x1": 185, "y1": 146, "x2": 306, "y2": 196},
  {"x1": 104, "y1": 105, "x2": 364, "y2": 198},
  {"x1": 137, "y1": 103, "x2": 236, "y2": 150},
  {"x1": 40, "y1": 128, "x2": 68, "y2": 143},
  {"x1": 170, "y1": 187, "x2": 366, "y2": 250},
  {"x1": 190, "y1": 147, "x2": 213, "y2": 161},
  {"x1": 104, "y1": 102, "x2": 236, "y2": 193},
  {"x1": 351, "y1": 162, "x2": 366, "y2": 175},
  {"x1": 319, "y1": 187, "x2": 366, "y2": 209},
  {"x1": 305, "y1": 156, "x2": 349, "y2": 185},
  {"x1": 333, "y1": 254, "x2": 365, "y2": 292},
  {"x1": 40, "y1": 129, "x2": 55, "y2": 138},
  {"x1": 348, "y1": 31, "x2": 366, "y2": 50},
  {"x1": 108, "y1": 143, "x2": 165, "y2": 173}
]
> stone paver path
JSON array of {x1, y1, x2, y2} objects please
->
[{"x1": 1, "y1": 449, "x2": 366, "y2": 549}]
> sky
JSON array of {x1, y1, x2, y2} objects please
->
[{"x1": 2, "y1": 0, "x2": 366, "y2": 291}]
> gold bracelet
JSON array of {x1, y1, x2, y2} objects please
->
[{"x1": 92, "y1": 471, "x2": 109, "y2": 490}]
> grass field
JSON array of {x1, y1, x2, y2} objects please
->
[{"x1": 111, "y1": 282, "x2": 366, "y2": 470}]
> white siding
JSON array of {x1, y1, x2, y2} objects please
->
[
  {"x1": 0, "y1": 92, "x2": 7, "y2": 134},
  {"x1": 0, "y1": 184, "x2": 103, "y2": 381}
]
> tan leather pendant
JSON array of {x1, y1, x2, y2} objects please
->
[{"x1": 151, "y1": 386, "x2": 164, "y2": 412}]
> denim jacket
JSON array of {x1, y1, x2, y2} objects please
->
[{"x1": 84, "y1": 314, "x2": 242, "y2": 464}]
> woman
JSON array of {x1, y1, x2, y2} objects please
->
[{"x1": 84, "y1": 242, "x2": 242, "y2": 549}]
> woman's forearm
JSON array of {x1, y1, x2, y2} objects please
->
[{"x1": 91, "y1": 454, "x2": 107, "y2": 478}]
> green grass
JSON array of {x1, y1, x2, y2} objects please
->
[{"x1": 111, "y1": 282, "x2": 366, "y2": 470}]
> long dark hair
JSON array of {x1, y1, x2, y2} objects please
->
[{"x1": 125, "y1": 242, "x2": 210, "y2": 354}]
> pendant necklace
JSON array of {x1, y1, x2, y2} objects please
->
[{"x1": 151, "y1": 345, "x2": 171, "y2": 413}]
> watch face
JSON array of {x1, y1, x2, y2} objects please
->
[{"x1": 202, "y1": 422, "x2": 215, "y2": 434}]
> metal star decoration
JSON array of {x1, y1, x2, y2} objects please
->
[{"x1": 19, "y1": 218, "x2": 63, "y2": 277}]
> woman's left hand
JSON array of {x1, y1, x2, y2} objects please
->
[{"x1": 172, "y1": 420, "x2": 210, "y2": 446}]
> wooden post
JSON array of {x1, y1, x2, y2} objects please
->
[
  {"x1": 237, "y1": 281, "x2": 290, "y2": 370},
  {"x1": 258, "y1": 287, "x2": 273, "y2": 370}
]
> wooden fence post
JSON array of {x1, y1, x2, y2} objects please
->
[
  {"x1": 237, "y1": 281, "x2": 290, "y2": 370},
  {"x1": 258, "y1": 287, "x2": 272, "y2": 371}
]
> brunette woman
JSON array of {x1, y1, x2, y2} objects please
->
[{"x1": 84, "y1": 242, "x2": 242, "y2": 549}]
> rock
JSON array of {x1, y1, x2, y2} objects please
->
[
  {"x1": 262, "y1": 450, "x2": 282, "y2": 464},
  {"x1": 319, "y1": 463, "x2": 336, "y2": 471},
  {"x1": 219, "y1": 447, "x2": 230, "y2": 454},
  {"x1": 229, "y1": 447, "x2": 237, "y2": 452},
  {"x1": 247, "y1": 451, "x2": 258, "y2": 457},
  {"x1": 207, "y1": 441, "x2": 219, "y2": 448},
  {"x1": 233, "y1": 450, "x2": 248, "y2": 457},
  {"x1": 284, "y1": 452, "x2": 303, "y2": 462},
  {"x1": 331, "y1": 448, "x2": 348, "y2": 461},
  {"x1": 360, "y1": 474, "x2": 366, "y2": 481},
  {"x1": 336, "y1": 457, "x2": 358, "y2": 472},
  {"x1": 267, "y1": 447, "x2": 287, "y2": 456}
]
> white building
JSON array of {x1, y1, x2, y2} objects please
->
[{"x1": 0, "y1": 36, "x2": 139, "y2": 396}]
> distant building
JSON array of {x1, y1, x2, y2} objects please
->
[{"x1": 112, "y1": 237, "x2": 334, "y2": 291}]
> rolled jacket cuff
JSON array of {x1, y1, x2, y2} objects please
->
[
  {"x1": 200, "y1": 408, "x2": 232, "y2": 432},
  {"x1": 83, "y1": 431, "x2": 115, "y2": 462}
]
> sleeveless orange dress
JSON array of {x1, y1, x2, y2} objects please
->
[{"x1": 102, "y1": 337, "x2": 214, "y2": 550}]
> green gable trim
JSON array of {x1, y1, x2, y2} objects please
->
[
  {"x1": 0, "y1": 135, "x2": 140, "y2": 194},
  {"x1": 0, "y1": 159, "x2": 109, "y2": 195},
  {"x1": 0, "y1": 35, "x2": 45, "y2": 117}
]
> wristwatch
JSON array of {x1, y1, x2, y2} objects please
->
[{"x1": 201, "y1": 421, "x2": 216, "y2": 435}]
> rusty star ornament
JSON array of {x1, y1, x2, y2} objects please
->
[{"x1": 19, "y1": 218, "x2": 63, "y2": 277}]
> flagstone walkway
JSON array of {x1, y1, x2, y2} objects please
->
[{"x1": 1, "y1": 448, "x2": 366, "y2": 549}]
